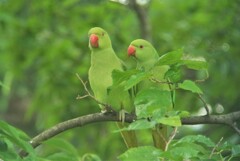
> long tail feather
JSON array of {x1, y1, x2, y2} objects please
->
[
  {"x1": 152, "y1": 124, "x2": 167, "y2": 150},
  {"x1": 116, "y1": 123, "x2": 138, "y2": 148}
]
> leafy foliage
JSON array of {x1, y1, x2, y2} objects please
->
[
  {"x1": 111, "y1": 47, "x2": 205, "y2": 131},
  {"x1": 118, "y1": 146, "x2": 162, "y2": 161},
  {"x1": 0, "y1": 121, "x2": 37, "y2": 160},
  {"x1": 120, "y1": 135, "x2": 240, "y2": 161}
]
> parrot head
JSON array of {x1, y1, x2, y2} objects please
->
[
  {"x1": 127, "y1": 39, "x2": 159, "y2": 70},
  {"x1": 88, "y1": 27, "x2": 112, "y2": 50}
]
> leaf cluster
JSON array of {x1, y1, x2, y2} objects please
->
[
  {"x1": 112, "y1": 48, "x2": 207, "y2": 130},
  {"x1": 119, "y1": 135, "x2": 240, "y2": 161}
]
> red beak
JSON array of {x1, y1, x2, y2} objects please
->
[
  {"x1": 127, "y1": 45, "x2": 136, "y2": 57},
  {"x1": 90, "y1": 34, "x2": 99, "y2": 48}
]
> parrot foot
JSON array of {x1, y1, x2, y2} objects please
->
[
  {"x1": 119, "y1": 109, "x2": 128, "y2": 123},
  {"x1": 100, "y1": 109, "x2": 107, "y2": 113}
]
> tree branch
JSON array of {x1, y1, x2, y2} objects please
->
[
  {"x1": 110, "y1": 0, "x2": 152, "y2": 41},
  {"x1": 209, "y1": 137, "x2": 223, "y2": 159},
  {"x1": 128, "y1": 0, "x2": 152, "y2": 41},
  {"x1": 19, "y1": 111, "x2": 240, "y2": 157},
  {"x1": 181, "y1": 111, "x2": 240, "y2": 127},
  {"x1": 19, "y1": 112, "x2": 120, "y2": 157}
]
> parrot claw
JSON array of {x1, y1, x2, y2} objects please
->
[
  {"x1": 119, "y1": 109, "x2": 128, "y2": 123},
  {"x1": 101, "y1": 109, "x2": 107, "y2": 113}
]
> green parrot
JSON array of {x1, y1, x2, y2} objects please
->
[
  {"x1": 88, "y1": 27, "x2": 137, "y2": 148},
  {"x1": 127, "y1": 39, "x2": 172, "y2": 150},
  {"x1": 127, "y1": 39, "x2": 170, "y2": 91}
]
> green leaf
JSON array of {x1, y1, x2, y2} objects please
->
[
  {"x1": 166, "y1": 141, "x2": 208, "y2": 159},
  {"x1": 43, "y1": 138, "x2": 79, "y2": 158},
  {"x1": 156, "y1": 48, "x2": 183, "y2": 66},
  {"x1": 168, "y1": 145, "x2": 200, "y2": 159},
  {"x1": 0, "y1": 140, "x2": 8, "y2": 152},
  {"x1": 0, "y1": 151, "x2": 19, "y2": 161},
  {"x1": 118, "y1": 146, "x2": 162, "y2": 161},
  {"x1": 127, "y1": 120, "x2": 155, "y2": 130},
  {"x1": 111, "y1": 69, "x2": 138, "y2": 86},
  {"x1": 82, "y1": 153, "x2": 102, "y2": 161},
  {"x1": 181, "y1": 56, "x2": 208, "y2": 70},
  {"x1": 134, "y1": 88, "x2": 172, "y2": 118},
  {"x1": 46, "y1": 152, "x2": 79, "y2": 161},
  {"x1": 0, "y1": 139, "x2": 23, "y2": 160},
  {"x1": 152, "y1": 110, "x2": 188, "y2": 126},
  {"x1": 126, "y1": 111, "x2": 182, "y2": 130},
  {"x1": 157, "y1": 116, "x2": 181, "y2": 127},
  {"x1": 178, "y1": 80, "x2": 203, "y2": 94},
  {"x1": 124, "y1": 71, "x2": 151, "y2": 91},
  {"x1": 111, "y1": 69, "x2": 151, "y2": 91},
  {"x1": 164, "y1": 64, "x2": 182, "y2": 82},
  {"x1": 114, "y1": 120, "x2": 155, "y2": 131},
  {"x1": 0, "y1": 120, "x2": 34, "y2": 154},
  {"x1": 174, "y1": 135, "x2": 215, "y2": 147},
  {"x1": 177, "y1": 111, "x2": 190, "y2": 118},
  {"x1": 232, "y1": 145, "x2": 240, "y2": 157},
  {"x1": 0, "y1": 80, "x2": 3, "y2": 87}
]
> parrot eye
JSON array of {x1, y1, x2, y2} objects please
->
[
  {"x1": 140, "y1": 45, "x2": 144, "y2": 49},
  {"x1": 102, "y1": 32, "x2": 105, "y2": 36}
]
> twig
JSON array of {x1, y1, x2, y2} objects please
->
[
  {"x1": 75, "y1": 73, "x2": 93, "y2": 98},
  {"x1": 209, "y1": 137, "x2": 223, "y2": 159},
  {"x1": 230, "y1": 122, "x2": 240, "y2": 135},
  {"x1": 150, "y1": 78, "x2": 175, "y2": 85},
  {"x1": 75, "y1": 73, "x2": 107, "y2": 107},
  {"x1": 198, "y1": 94, "x2": 210, "y2": 115},
  {"x1": 165, "y1": 127, "x2": 178, "y2": 151}
]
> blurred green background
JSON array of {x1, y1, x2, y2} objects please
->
[{"x1": 0, "y1": 0, "x2": 239, "y2": 160}]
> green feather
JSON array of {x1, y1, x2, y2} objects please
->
[
  {"x1": 128, "y1": 39, "x2": 173, "y2": 150},
  {"x1": 88, "y1": 27, "x2": 122, "y2": 110}
]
